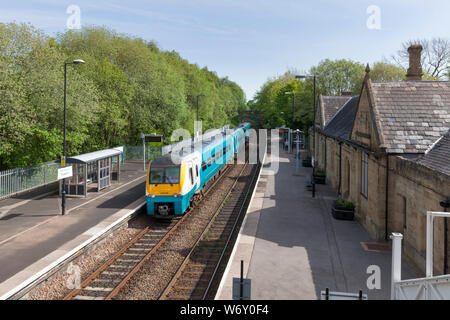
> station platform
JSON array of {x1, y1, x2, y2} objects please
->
[
  {"x1": 216, "y1": 134, "x2": 422, "y2": 300},
  {"x1": 0, "y1": 161, "x2": 147, "y2": 298}
]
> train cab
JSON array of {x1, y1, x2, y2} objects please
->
[{"x1": 146, "y1": 152, "x2": 201, "y2": 218}]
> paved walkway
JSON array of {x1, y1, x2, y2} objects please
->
[
  {"x1": 0, "y1": 161, "x2": 147, "y2": 297},
  {"x1": 216, "y1": 135, "x2": 422, "y2": 300}
]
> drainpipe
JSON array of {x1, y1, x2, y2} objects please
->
[
  {"x1": 385, "y1": 154, "x2": 390, "y2": 241},
  {"x1": 325, "y1": 137, "x2": 327, "y2": 173},
  {"x1": 441, "y1": 197, "x2": 450, "y2": 274},
  {"x1": 338, "y1": 142, "x2": 342, "y2": 196}
]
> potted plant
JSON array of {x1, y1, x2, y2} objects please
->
[
  {"x1": 313, "y1": 170, "x2": 326, "y2": 184},
  {"x1": 331, "y1": 199, "x2": 355, "y2": 220}
]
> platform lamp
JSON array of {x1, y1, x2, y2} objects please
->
[
  {"x1": 296, "y1": 74, "x2": 316, "y2": 197},
  {"x1": 62, "y1": 59, "x2": 85, "y2": 216}
]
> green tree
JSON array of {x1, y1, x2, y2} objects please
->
[
  {"x1": 309, "y1": 59, "x2": 365, "y2": 95},
  {"x1": 370, "y1": 62, "x2": 405, "y2": 82}
]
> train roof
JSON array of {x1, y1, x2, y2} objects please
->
[{"x1": 156, "y1": 123, "x2": 250, "y2": 162}]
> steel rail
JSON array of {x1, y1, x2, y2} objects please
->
[
  {"x1": 63, "y1": 163, "x2": 233, "y2": 300},
  {"x1": 104, "y1": 163, "x2": 233, "y2": 300},
  {"x1": 202, "y1": 162, "x2": 260, "y2": 299},
  {"x1": 158, "y1": 162, "x2": 250, "y2": 300},
  {"x1": 64, "y1": 226, "x2": 150, "y2": 300}
]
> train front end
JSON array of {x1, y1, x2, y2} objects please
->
[{"x1": 146, "y1": 155, "x2": 189, "y2": 218}]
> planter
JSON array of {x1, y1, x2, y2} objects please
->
[
  {"x1": 331, "y1": 202, "x2": 355, "y2": 221},
  {"x1": 302, "y1": 159, "x2": 312, "y2": 167},
  {"x1": 313, "y1": 174, "x2": 326, "y2": 184}
]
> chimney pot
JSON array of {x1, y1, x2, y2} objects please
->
[{"x1": 406, "y1": 44, "x2": 423, "y2": 81}]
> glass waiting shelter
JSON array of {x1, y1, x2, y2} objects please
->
[{"x1": 60, "y1": 148, "x2": 122, "y2": 197}]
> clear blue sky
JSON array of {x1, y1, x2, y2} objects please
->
[{"x1": 1, "y1": 0, "x2": 449, "y2": 100}]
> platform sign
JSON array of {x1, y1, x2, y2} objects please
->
[
  {"x1": 57, "y1": 166, "x2": 73, "y2": 180},
  {"x1": 232, "y1": 278, "x2": 251, "y2": 300},
  {"x1": 142, "y1": 133, "x2": 163, "y2": 143}
]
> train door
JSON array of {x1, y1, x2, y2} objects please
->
[
  {"x1": 187, "y1": 161, "x2": 194, "y2": 189},
  {"x1": 194, "y1": 156, "x2": 201, "y2": 190}
]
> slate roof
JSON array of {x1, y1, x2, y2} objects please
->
[
  {"x1": 413, "y1": 130, "x2": 450, "y2": 175},
  {"x1": 319, "y1": 95, "x2": 352, "y2": 127},
  {"x1": 371, "y1": 81, "x2": 450, "y2": 153},
  {"x1": 323, "y1": 95, "x2": 360, "y2": 141}
]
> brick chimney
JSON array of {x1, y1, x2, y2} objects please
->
[{"x1": 406, "y1": 44, "x2": 423, "y2": 81}]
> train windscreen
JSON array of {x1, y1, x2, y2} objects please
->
[{"x1": 149, "y1": 165, "x2": 180, "y2": 184}]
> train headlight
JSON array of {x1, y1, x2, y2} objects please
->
[
  {"x1": 174, "y1": 194, "x2": 181, "y2": 198},
  {"x1": 151, "y1": 194, "x2": 156, "y2": 198}
]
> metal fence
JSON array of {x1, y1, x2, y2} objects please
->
[
  {"x1": 0, "y1": 144, "x2": 168, "y2": 201},
  {"x1": 0, "y1": 161, "x2": 60, "y2": 200},
  {"x1": 123, "y1": 145, "x2": 161, "y2": 161}
]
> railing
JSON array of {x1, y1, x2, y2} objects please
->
[
  {"x1": 0, "y1": 146, "x2": 162, "y2": 201},
  {"x1": 123, "y1": 145, "x2": 161, "y2": 161},
  {"x1": 0, "y1": 161, "x2": 60, "y2": 200},
  {"x1": 391, "y1": 211, "x2": 450, "y2": 300},
  {"x1": 0, "y1": 127, "x2": 230, "y2": 201},
  {"x1": 393, "y1": 274, "x2": 450, "y2": 300}
]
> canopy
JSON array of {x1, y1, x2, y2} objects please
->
[{"x1": 67, "y1": 148, "x2": 122, "y2": 164}]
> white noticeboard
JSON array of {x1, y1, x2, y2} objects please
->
[
  {"x1": 58, "y1": 166, "x2": 73, "y2": 180},
  {"x1": 320, "y1": 290, "x2": 367, "y2": 300}
]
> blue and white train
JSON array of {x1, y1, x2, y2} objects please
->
[{"x1": 146, "y1": 123, "x2": 251, "y2": 218}]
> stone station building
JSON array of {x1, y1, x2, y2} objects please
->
[{"x1": 310, "y1": 45, "x2": 450, "y2": 275}]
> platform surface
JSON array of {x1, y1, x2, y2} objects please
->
[
  {"x1": 216, "y1": 135, "x2": 422, "y2": 300},
  {"x1": 0, "y1": 161, "x2": 147, "y2": 297}
]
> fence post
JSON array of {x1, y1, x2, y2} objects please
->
[
  {"x1": 44, "y1": 165, "x2": 47, "y2": 184},
  {"x1": 15, "y1": 168, "x2": 19, "y2": 193},
  {"x1": 390, "y1": 232, "x2": 403, "y2": 300}
]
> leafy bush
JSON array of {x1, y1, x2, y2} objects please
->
[
  {"x1": 334, "y1": 200, "x2": 355, "y2": 210},
  {"x1": 0, "y1": 23, "x2": 247, "y2": 170}
]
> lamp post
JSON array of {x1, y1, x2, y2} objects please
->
[
  {"x1": 62, "y1": 59, "x2": 85, "y2": 215},
  {"x1": 284, "y1": 91, "x2": 295, "y2": 129},
  {"x1": 294, "y1": 129, "x2": 301, "y2": 175},
  {"x1": 296, "y1": 74, "x2": 316, "y2": 197}
]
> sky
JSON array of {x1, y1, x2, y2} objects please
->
[{"x1": 1, "y1": 0, "x2": 449, "y2": 101}]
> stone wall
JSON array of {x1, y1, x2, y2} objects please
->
[{"x1": 320, "y1": 137, "x2": 450, "y2": 274}]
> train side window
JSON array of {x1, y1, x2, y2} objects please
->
[
  {"x1": 202, "y1": 161, "x2": 207, "y2": 171},
  {"x1": 223, "y1": 147, "x2": 226, "y2": 154},
  {"x1": 212, "y1": 154, "x2": 215, "y2": 163},
  {"x1": 189, "y1": 168, "x2": 194, "y2": 185},
  {"x1": 207, "y1": 158, "x2": 212, "y2": 166},
  {"x1": 195, "y1": 165, "x2": 199, "y2": 177}
]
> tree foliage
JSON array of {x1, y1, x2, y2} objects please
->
[
  {"x1": 251, "y1": 59, "x2": 420, "y2": 130},
  {"x1": 0, "y1": 23, "x2": 246, "y2": 169}
]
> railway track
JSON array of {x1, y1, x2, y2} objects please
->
[
  {"x1": 159, "y1": 161, "x2": 259, "y2": 300},
  {"x1": 64, "y1": 164, "x2": 234, "y2": 301}
]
